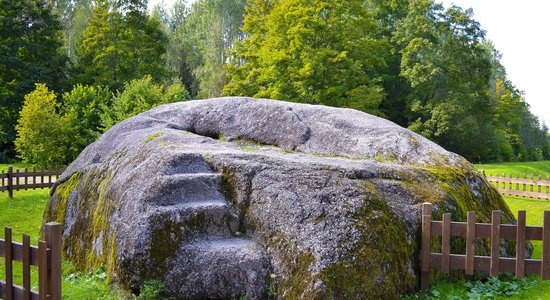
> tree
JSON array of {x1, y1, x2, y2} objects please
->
[
  {"x1": 53, "y1": 0, "x2": 93, "y2": 62},
  {"x1": 101, "y1": 76, "x2": 189, "y2": 129},
  {"x1": 393, "y1": 1, "x2": 496, "y2": 161},
  {"x1": 62, "y1": 84, "x2": 111, "y2": 159},
  {"x1": 14, "y1": 84, "x2": 70, "y2": 168},
  {"x1": 365, "y1": 0, "x2": 412, "y2": 125},
  {"x1": 193, "y1": 0, "x2": 246, "y2": 98},
  {"x1": 164, "y1": 0, "x2": 246, "y2": 98},
  {"x1": 223, "y1": 0, "x2": 388, "y2": 114},
  {"x1": 0, "y1": 0, "x2": 68, "y2": 161},
  {"x1": 76, "y1": 0, "x2": 168, "y2": 91},
  {"x1": 484, "y1": 41, "x2": 550, "y2": 161}
]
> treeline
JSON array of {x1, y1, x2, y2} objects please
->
[{"x1": 0, "y1": 0, "x2": 548, "y2": 168}]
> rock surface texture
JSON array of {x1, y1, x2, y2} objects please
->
[{"x1": 45, "y1": 97, "x2": 515, "y2": 299}]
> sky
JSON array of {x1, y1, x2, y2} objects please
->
[
  {"x1": 440, "y1": 0, "x2": 550, "y2": 126},
  {"x1": 149, "y1": 0, "x2": 550, "y2": 126}
]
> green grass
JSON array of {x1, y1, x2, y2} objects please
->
[
  {"x1": 0, "y1": 163, "x2": 31, "y2": 172},
  {"x1": 0, "y1": 185, "x2": 125, "y2": 299},
  {"x1": 474, "y1": 160, "x2": 550, "y2": 177},
  {"x1": 402, "y1": 274, "x2": 550, "y2": 299},
  {"x1": 504, "y1": 195, "x2": 550, "y2": 259}
]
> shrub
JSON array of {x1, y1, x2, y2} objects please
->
[
  {"x1": 15, "y1": 84, "x2": 70, "y2": 168},
  {"x1": 135, "y1": 280, "x2": 174, "y2": 300},
  {"x1": 101, "y1": 76, "x2": 189, "y2": 130},
  {"x1": 62, "y1": 84, "x2": 111, "y2": 160}
]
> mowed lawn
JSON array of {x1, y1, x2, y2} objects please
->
[
  {"x1": 477, "y1": 161, "x2": 550, "y2": 298},
  {"x1": 0, "y1": 164, "x2": 125, "y2": 299},
  {"x1": 474, "y1": 160, "x2": 550, "y2": 258},
  {"x1": 475, "y1": 160, "x2": 550, "y2": 177}
]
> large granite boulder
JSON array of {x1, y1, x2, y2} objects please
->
[{"x1": 45, "y1": 97, "x2": 514, "y2": 299}]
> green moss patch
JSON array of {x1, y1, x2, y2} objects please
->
[
  {"x1": 144, "y1": 132, "x2": 163, "y2": 143},
  {"x1": 321, "y1": 197, "x2": 415, "y2": 299},
  {"x1": 46, "y1": 167, "x2": 119, "y2": 275},
  {"x1": 266, "y1": 233, "x2": 319, "y2": 299}
]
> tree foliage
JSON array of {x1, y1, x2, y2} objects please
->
[
  {"x1": 0, "y1": 0, "x2": 68, "y2": 160},
  {"x1": 393, "y1": 1, "x2": 496, "y2": 161},
  {"x1": 76, "y1": 0, "x2": 168, "y2": 91},
  {"x1": 62, "y1": 84, "x2": 112, "y2": 159},
  {"x1": 15, "y1": 84, "x2": 70, "y2": 168},
  {"x1": 163, "y1": 0, "x2": 246, "y2": 98},
  {"x1": 101, "y1": 75, "x2": 189, "y2": 129},
  {"x1": 224, "y1": 0, "x2": 387, "y2": 114}
]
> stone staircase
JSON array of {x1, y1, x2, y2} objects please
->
[{"x1": 148, "y1": 153, "x2": 269, "y2": 299}]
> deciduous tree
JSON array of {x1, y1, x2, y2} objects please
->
[
  {"x1": 76, "y1": 0, "x2": 168, "y2": 91},
  {"x1": 15, "y1": 84, "x2": 70, "y2": 168},
  {"x1": 0, "y1": 0, "x2": 68, "y2": 161},
  {"x1": 224, "y1": 0, "x2": 388, "y2": 114}
]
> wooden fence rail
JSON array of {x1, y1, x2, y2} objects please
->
[
  {"x1": 0, "y1": 223, "x2": 62, "y2": 300},
  {"x1": 0, "y1": 167, "x2": 63, "y2": 198},
  {"x1": 482, "y1": 171, "x2": 550, "y2": 200},
  {"x1": 421, "y1": 202, "x2": 550, "y2": 290}
]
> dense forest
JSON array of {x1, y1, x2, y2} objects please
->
[{"x1": 1, "y1": 0, "x2": 549, "y2": 167}]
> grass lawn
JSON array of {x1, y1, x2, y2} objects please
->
[
  {"x1": 474, "y1": 160, "x2": 550, "y2": 177},
  {"x1": 0, "y1": 181, "x2": 125, "y2": 299},
  {"x1": 504, "y1": 195, "x2": 550, "y2": 259},
  {"x1": 0, "y1": 163, "x2": 33, "y2": 172}
]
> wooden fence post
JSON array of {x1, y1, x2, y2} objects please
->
[
  {"x1": 22, "y1": 234, "x2": 31, "y2": 299},
  {"x1": 516, "y1": 211, "x2": 526, "y2": 278},
  {"x1": 38, "y1": 241, "x2": 48, "y2": 300},
  {"x1": 543, "y1": 211, "x2": 550, "y2": 279},
  {"x1": 490, "y1": 210, "x2": 501, "y2": 276},
  {"x1": 465, "y1": 211, "x2": 476, "y2": 275},
  {"x1": 441, "y1": 213, "x2": 451, "y2": 274},
  {"x1": 5, "y1": 227, "x2": 13, "y2": 300},
  {"x1": 421, "y1": 202, "x2": 432, "y2": 290},
  {"x1": 7, "y1": 166, "x2": 13, "y2": 198},
  {"x1": 44, "y1": 222, "x2": 62, "y2": 300}
]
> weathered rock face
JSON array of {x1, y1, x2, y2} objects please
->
[{"x1": 45, "y1": 97, "x2": 514, "y2": 299}]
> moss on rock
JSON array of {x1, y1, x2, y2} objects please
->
[
  {"x1": 321, "y1": 196, "x2": 415, "y2": 299},
  {"x1": 44, "y1": 171, "x2": 81, "y2": 224},
  {"x1": 47, "y1": 167, "x2": 119, "y2": 275}
]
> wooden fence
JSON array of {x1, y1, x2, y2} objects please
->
[
  {"x1": 421, "y1": 202, "x2": 550, "y2": 290},
  {"x1": 483, "y1": 171, "x2": 550, "y2": 200},
  {"x1": 0, "y1": 223, "x2": 62, "y2": 300},
  {"x1": 0, "y1": 167, "x2": 63, "y2": 198}
]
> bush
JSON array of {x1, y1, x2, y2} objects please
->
[
  {"x1": 62, "y1": 84, "x2": 111, "y2": 160},
  {"x1": 101, "y1": 76, "x2": 188, "y2": 130},
  {"x1": 15, "y1": 84, "x2": 70, "y2": 168},
  {"x1": 135, "y1": 280, "x2": 174, "y2": 300}
]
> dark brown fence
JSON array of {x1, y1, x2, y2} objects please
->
[
  {"x1": 421, "y1": 202, "x2": 550, "y2": 290},
  {"x1": 0, "y1": 223, "x2": 62, "y2": 300},
  {"x1": 0, "y1": 167, "x2": 63, "y2": 198},
  {"x1": 483, "y1": 171, "x2": 550, "y2": 200}
]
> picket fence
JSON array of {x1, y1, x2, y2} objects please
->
[
  {"x1": 483, "y1": 171, "x2": 550, "y2": 200},
  {"x1": 0, "y1": 167, "x2": 63, "y2": 198},
  {"x1": 0, "y1": 223, "x2": 62, "y2": 300},
  {"x1": 421, "y1": 202, "x2": 550, "y2": 289}
]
